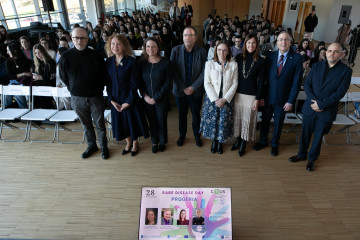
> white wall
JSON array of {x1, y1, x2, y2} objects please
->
[
  {"x1": 249, "y1": 0, "x2": 263, "y2": 17},
  {"x1": 281, "y1": 0, "x2": 334, "y2": 42},
  {"x1": 85, "y1": 0, "x2": 98, "y2": 27},
  {"x1": 324, "y1": 0, "x2": 360, "y2": 43}
]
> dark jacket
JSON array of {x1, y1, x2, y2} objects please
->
[{"x1": 304, "y1": 14, "x2": 318, "y2": 32}]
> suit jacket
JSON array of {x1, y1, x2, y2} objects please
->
[
  {"x1": 264, "y1": 49, "x2": 303, "y2": 106},
  {"x1": 204, "y1": 59, "x2": 238, "y2": 103},
  {"x1": 302, "y1": 60, "x2": 352, "y2": 121},
  {"x1": 170, "y1": 44, "x2": 207, "y2": 97}
]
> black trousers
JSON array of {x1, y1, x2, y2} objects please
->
[
  {"x1": 298, "y1": 113, "x2": 332, "y2": 162},
  {"x1": 144, "y1": 100, "x2": 168, "y2": 145},
  {"x1": 175, "y1": 94, "x2": 203, "y2": 138}
]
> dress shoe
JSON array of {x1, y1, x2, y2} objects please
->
[
  {"x1": 238, "y1": 140, "x2": 246, "y2": 157},
  {"x1": 131, "y1": 150, "x2": 138, "y2": 156},
  {"x1": 252, "y1": 142, "x2": 268, "y2": 151},
  {"x1": 231, "y1": 137, "x2": 241, "y2": 151},
  {"x1": 152, "y1": 145, "x2": 158, "y2": 153},
  {"x1": 177, "y1": 136, "x2": 185, "y2": 146},
  {"x1": 122, "y1": 148, "x2": 131, "y2": 155},
  {"x1": 211, "y1": 140, "x2": 218, "y2": 153},
  {"x1": 159, "y1": 145, "x2": 166, "y2": 152},
  {"x1": 306, "y1": 161, "x2": 315, "y2": 171},
  {"x1": 217, "y1": 142, "x2": 223, "y2": 154},
  {"x1": 271, "y1": 146, "x2": 278, "y2": 156},
  {"x1": 101, "y1": 147, "x2": 110, "y2": 159},
  {"x1": 195, "y1": 136, "x2": 202, "y2": 147},
  {"x1": 288, "y1": 155, "x2": 307, "y2": 162},
  {"x1": 81, "y1": 146, "x2": 98, "y2": 158}
]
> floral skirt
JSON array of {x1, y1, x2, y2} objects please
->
[
  {"x1": 199, "y1": 95, "x2": 234, "y2": 143},
  {"x1": 233, "y1": 93, "x2": 257, "y2": 141}
]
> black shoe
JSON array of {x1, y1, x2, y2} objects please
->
[
  {"x1": 101, "y1": 147, "x2": 109, "y2": 159},
  {"x1": 152, "y1": 145, "x2": 158, "y2": 153},
  {"x1": 131, "y1": 150, "x2": 138, "y2": 156},
  {"x1": 306, "y1": 161, "x2": 315, "y2": 171},
  {"x1": 239, "y1": 140, "x2": 246, "y2": 157},
  {"x1": 159, "y1": 145, "x2": 166, "y2": 152},
  {"x1": 195, "y1": 136, "x2": 202, "y2": 147},
  {"x1": 271, "y1": 146, "x2": 278, "y2": 156},
  {"x1": 81, "y1": 146, "x2": 98, "y2": 159},
  {"x1": 288, "y1": 155, "x2": 307, "y2": 162},
  {"x1": 231, "y1": 137, "x2": 241, "y2": 151},
  {"x1": 122, "y1": 147, "x2": 131, "y2": 155},
  {"x1": 177, "y1": 136, "x2": 185, "y2": 146},
  {"x1": 217, "y1": 142, "x2": 223, "y2": 154},
  {"x1": 211, "y1": 140, "x2": 218, "y2": 153},
  {"x1": 253, "y1": 142, "x2": 268, "y2": 151}
]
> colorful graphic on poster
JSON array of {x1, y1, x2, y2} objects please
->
[{"x1": 139, "y1": 187, "x2": 232, "y2": 240}]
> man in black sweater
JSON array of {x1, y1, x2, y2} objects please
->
[{"x1": 59, "y1": 27, "x2": 109, "y2": 159}]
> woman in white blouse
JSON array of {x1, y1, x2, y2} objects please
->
[{"x1": 200, "y1": 40, "x2": 238, "y2": 154}]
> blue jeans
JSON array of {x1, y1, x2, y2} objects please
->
[
  {"x1": 4, "y1": 81, "x2": 28, "y2": 108},
  {"x1": 71, "y1": 95, "x2": 107, "y2": 148}
]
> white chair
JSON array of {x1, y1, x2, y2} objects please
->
[
  {"x1": 0, "y1": 85, "x2": 31, "y2": 142},
  {"x1": 49, "y1": 87, "x2": 83, "y2": 144},
  {"x1": 20, "y1": 86, "x2": 58, "y2": 142}
]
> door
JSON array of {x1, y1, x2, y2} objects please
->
[{"x1": 295, "y1": 1, "x2": 304, "y2": 32}]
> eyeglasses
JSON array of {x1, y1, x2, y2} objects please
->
[
  {"x1": 278, "y1": 38, "x2": 290, "y2": 42},
  {"x1": 183, "y1": 34, "x2": 195, "y2": 37},
  {"x1": 72, "y1": 36, "x2": 88, "y2": 41}
]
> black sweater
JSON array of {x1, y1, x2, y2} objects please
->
[
  {"x1": 235, "y1": 52, "x2": 265, "y2": 100},
  {"x1": 58, "y1": 47, "x2": 107, "y2": 97}
]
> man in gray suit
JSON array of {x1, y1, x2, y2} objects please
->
[{"x1": 170, "y1": 26, "x2": 207, "y2": 147}]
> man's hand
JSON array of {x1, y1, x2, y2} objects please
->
[
  {"x1": 283, "y1": 103, "x2": 293, "y2": 111},
  {"x1": 184, "y1": 86, "x2": 194, "y2": 95},
  {"x1": 144, "y1": 94, "x2": 156, "y2": 105},
  {"x1": 252, "y1": 100, "x2": 259, "y2": 111},
  {"x1": 311, "y1": 100, "x2": 322, "y2": 112}
]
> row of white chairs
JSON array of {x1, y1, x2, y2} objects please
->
[{"x1": 0, "y1": 85, "x2": 111, "y2": 143}]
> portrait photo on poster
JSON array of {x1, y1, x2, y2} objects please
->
[{"x1": 289, "y1": 0, "x2": 299, "y2": 12}]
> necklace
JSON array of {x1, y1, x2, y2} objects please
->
[
  {"x1": 116, "y1": 56, "x2": 123, "y2": 66},
  {"x1": 242, "y1": 59, "x2": 255, "y2": 79}
]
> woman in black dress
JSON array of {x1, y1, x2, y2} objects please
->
[
  {"x1": 232, "y1": 33, "x2": 265, "y2": 157},
  {"x1": 105, "y1": 34, "x2": 149, "y2": 156},
  {"x1": 139, "y1": 37, "x2": 171, "y2": 153}
]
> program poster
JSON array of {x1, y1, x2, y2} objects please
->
[{"x1": 139, "y1": 187, "x2": 232, "y2": 240}]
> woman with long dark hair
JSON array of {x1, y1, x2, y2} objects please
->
[
  {"x1": 231, "y1": 34, "x2": 265, "y2": 157},
  {"x1": 4, "y1": 43, "x2": 32, "y2": 108},
  {"x1": 139, "y1": 37, "x2": 171, "y2": 153}
]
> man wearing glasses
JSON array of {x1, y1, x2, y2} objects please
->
[
  {"x1": 59, "y1": 27, "x2": 109, "y2": 160},
  {"x1": 170, "y1": 26, "x2": 207, "y2": 147},
  {"x1": 253, "y1": 31, "x2": 302, "y2": 156}
]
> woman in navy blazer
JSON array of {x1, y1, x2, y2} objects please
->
[{"x1": 106, "y1": 34, "x2": 149, "y2": 156}]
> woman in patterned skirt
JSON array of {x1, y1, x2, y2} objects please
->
[
  {"x1": 200, "y1": 40, "x2": 238, "y2": 154},
  {"x1": 231, "y1": 33, "x2": 265, "y2": 157}
]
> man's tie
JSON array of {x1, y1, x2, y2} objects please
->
[{"x1": 277, "y1": 54, "x2": 284, "y2": 76}]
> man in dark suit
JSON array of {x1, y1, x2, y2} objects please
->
[
  {"x1": 289, "y1": 43, "x2": 352, "y2": 171},
  {"x1": 253, "y1": 31, "x2": 303, "y2": 156},
  {"x1": 170, "y1": 26, "x2": 207, "y2": 147}
]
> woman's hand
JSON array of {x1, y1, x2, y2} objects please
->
[
  {"x1": 33, "y1": 74, "x2": 43, "y2": 81},
  {"x1": 215, "y1": 98, "x2": 226, "y2": 108},
  {"x1": 120, "y1": 103, "x2": 130, "y2": 111},
  {"x1": 111, "y1": 100, "x2": 122, "y2": 112},
  {"x1": 252, "y1": 100, "x2": 259, "y2": 111},
  {"x1": 144, "y1": 94, "x2": 156, "y2": 105}
]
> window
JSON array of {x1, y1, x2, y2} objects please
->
[
  {"x1": 65, "y1": 0, "x2": 88, "y2": 26},
  {"x1": 13, "y1": 0, "x2": 38, "y2": 27},
  {"x1": 104, "y1": 0, "x2": 115, "y2": 14}
]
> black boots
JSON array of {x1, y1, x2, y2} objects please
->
[
  {"x1": 211, "y1": 140, "x2": 218, "y2": 153},
  {"x1": 231, "y1": 137, "x2": 241, "y2": 151},
  {"x1": 239, "y1": 139, "x2": 246, "y2": 157}
]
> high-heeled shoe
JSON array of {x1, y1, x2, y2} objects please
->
[
  {"x1": 217, "y1": 142, "x2": 223, "y2": 154},
  {"x1": 131, "y1": 143, "x2": 138, "y2": 156},
  {"x1": 231, "y1": 137, "x2": 241, "y2": 151},
  {"x1": 239, "y1": 140, "x2": 246, "y2": 157},
  {"x1": 211, "y1": 140, "x2": 218, "y2": 153},
  {"x1": 122, "y1": 147, "x2": 131, "y2": 155}
]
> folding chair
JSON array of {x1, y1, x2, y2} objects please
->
[
  {"x1": 0, "y1": 85, "x2": 31, "y2": 142},
  {"x1": 20, "y1": 86, "x2": 58, "y2": 142},
  {"x1": 49, "y1": 87, "x2": 83, "y2": 144}
]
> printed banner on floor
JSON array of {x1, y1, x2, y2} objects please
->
[{"x1": 139, "y1": 187, "x2": 232, "y2": 240}]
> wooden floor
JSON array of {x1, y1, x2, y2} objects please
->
[{"x1": 0, "y1": 108, "x2": 360, "y2": 240}]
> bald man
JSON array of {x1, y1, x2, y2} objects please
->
[
  {"x1": 59, "y1": 27, "x2": 109, "y2": 159},
  {"x1": 289, "y1": 43, "x2": 352, "y2": 171}
]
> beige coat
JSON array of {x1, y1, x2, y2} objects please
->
[{"x1": 204, "y1": 59, "x2": 238, "y2": 103}]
